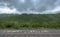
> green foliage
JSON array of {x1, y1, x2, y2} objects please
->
[{"x1": 0, "y1": 14, "x2": 60, "y2": 29}]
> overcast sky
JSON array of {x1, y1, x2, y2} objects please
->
[{"x1": 0, "y1": 0, "x2": 60, "y2": 14}]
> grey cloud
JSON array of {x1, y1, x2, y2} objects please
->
[{"x1": 0, "y1": 0, "x2": 60, "y2": 14}]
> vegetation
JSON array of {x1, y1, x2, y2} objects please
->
[{"x1": 0, "y1": 14, "x2": 60, "y2": 29}]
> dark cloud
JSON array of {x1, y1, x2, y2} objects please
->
[{"x1": 0, "y1": 0, "x2": 60, "y2": 14}]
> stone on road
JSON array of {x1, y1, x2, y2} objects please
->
[{"x1": 0, "y1": 30, "x2": 60, "y2": 37}]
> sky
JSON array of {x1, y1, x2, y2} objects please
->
[{"x1": 0, "y1": 0, "x2": 60, "y2": 14}]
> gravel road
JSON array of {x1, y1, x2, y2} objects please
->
[{"x1": 0, "y1": 30, "x2": 60, "y2": 37}]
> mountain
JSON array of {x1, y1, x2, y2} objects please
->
[
  {"x1": 0, "y1": 14, "x2": 60, "y2": 29},
  {"x1": 0, "y1": 0, "x2": 60, "y2": 29}
]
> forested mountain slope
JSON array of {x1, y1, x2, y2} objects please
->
[{"x1": 0, "y1": 14, "x2": 60, "y2": 29}]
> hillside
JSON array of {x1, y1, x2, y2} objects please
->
[{"x1": 0, "y1": 14, "x2": 60, "y2": 29}]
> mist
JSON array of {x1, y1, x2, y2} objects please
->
[{"x1": 0, "y1": 0, "x2": 60, "y2": 14}]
